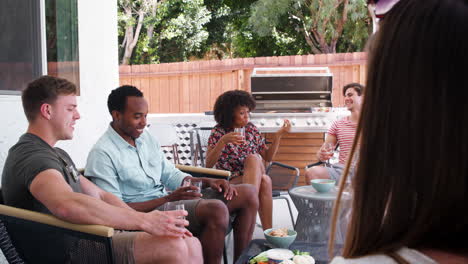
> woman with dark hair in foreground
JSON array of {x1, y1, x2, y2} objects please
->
[
  {"x1": 206, "y1": 90, "x2": 291, "y2": 230},
  {"x1": 330, "y1": 0, "x2": 468, "y2": 263}
]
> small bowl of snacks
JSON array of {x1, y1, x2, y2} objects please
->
[
  {"x1": 310, "y1": 179, "x2": 336, "y2": 193},
  {"x1": 264, "y1": 228, "x2": 297, "y2": 248}
]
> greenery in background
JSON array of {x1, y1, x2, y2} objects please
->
[
  {"x1": 118, "y1": 0, "x2": 370, "y2": 64},
  {"x1": 249, "y1": 0, "x2": 369, "y2": 53},
  {"x1": 201, "y1": 0, "x2": 311, "y2": 58},
  {"x1": 46, "y1": 0, "x2": 79, "y2": 62},
  {"x1": 119, "y1": 0, "x2": 211, "y2": 64}
]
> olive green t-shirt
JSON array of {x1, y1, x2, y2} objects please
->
[{"x1": 1, "y1": 133, "x2": 82, "y2": 214}]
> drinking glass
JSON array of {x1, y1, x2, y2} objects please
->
[
  {"x1": 182, "y1": 178, "x2": 191, "y2": 187},
  {"x1": 320, "y1": 142, "x2": 335, "y2": 167},
  {"x1": 234, "y1": 127, "x2": 246, "y2": 144},
  {"x1": 164, "y1": 201, "x2": 185, "y2": 213},
  {"x1": 190, "y1": 180, "x2": 202, "y2": 193},
  {"x1": 234, "y1": 127, "x2": 245, "y2": 137},
  {"x1": 164, "y1": 201, "x2": 185, "y2": 227}
]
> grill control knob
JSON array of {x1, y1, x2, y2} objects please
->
[
  {"x1": 306, "y1": 118, "x2": 313, "y2": 126},
  {"x1": 291, "y1": 118, "x2": 297, "y2": 126},
  {"x1": 259, "y1": 119, "x2": 266, "y2": 126},
  {"x1": 314, "y1": 118, "x2": 320, "y2": 126},
  {"x1": 275, "y1": 118, "x2": 282, "y2": 126}
]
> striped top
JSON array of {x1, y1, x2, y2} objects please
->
[{"x1": 328, "y1": 116, "x2": 357, "y2": 165}]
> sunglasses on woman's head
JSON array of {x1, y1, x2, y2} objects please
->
[{"x1": 369, "y1": 0, "x2": 400, "y2": 19}]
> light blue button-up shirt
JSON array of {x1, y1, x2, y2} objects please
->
[{"x1": 85, "y1": 125, "x2": 188, "y2": 203}]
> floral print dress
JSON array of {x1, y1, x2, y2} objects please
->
[{"x1": 208, "y1": 122, "x2": 267, "y2": 178}]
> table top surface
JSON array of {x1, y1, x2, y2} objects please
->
[
  {"x1": 289, "y1": 185, "x2": 351, "y2": 201},
  {"x1": 235, "y1": 239, "x2": 343, "y2": 264}
]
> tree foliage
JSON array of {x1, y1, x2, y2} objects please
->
[
  {"x1": 249, "y1": 0, "x2": 370, "y2": 54},
  {"x1": 119, "y1": 0, "x2": 160, "y2": 65},
  {"x1": 118, "y1": 0, "x2": 211, "y2": 64},
  {"x1": 117, "y1": 0, "x2": 371, "y2": 64},
  {"x1": 201, "y1": 0, "x2": 310, "y2": 59}
]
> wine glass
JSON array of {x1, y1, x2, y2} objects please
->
[{"x1": 320, "y1": 142, "x2": 335, "y2": 167}]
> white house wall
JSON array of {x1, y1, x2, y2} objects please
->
[{"x1": 0, "y1": 0, "x2": 119, "y2": 178}]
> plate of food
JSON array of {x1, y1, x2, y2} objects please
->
[{"x1": 249, "y1": 249, "x2": 315, "y2": 264}]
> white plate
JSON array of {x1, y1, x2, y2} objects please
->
[{"x1": 266, "y1": 248, "x2": 295, "y2": 260}]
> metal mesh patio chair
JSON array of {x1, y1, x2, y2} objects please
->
[
  {"x1": 265, "y1": 161, "x2": 299, "y2": 227},
  {"x1": 190, "y1": 127, "x2": 213, "y2": 167}
]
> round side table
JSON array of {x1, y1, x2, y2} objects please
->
[{"x1": 289, "y1": 185, "x2": 351, "y2": 243}]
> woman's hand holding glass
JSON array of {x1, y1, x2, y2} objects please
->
[{"x1": 221, "y1": 130, "x2": 245, "y2": 145}]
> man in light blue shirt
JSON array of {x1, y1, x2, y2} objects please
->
[
  {"x1": 85, "y1": 120, "x2": 186, "y2": 203},
  {"x1": 85, "y1": 85, "x2": 258, "y2": 264}
]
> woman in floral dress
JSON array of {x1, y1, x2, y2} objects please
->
[{"x1": 206, "y1": 90, "x2": 291, "y2": 230}]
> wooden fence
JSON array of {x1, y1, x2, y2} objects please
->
[{"x1": 119, "y1": 52, "x2": 367, "y2": 113}]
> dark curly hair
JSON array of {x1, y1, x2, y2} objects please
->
[
  {"x1": 107, "y1": 85, "x2": 143, "y2": 114},
  {"x1": 213, "y1": 90, "x2": 256, "y2": 129}
]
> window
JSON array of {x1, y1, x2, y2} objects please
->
[
  {"x1": 0, "y1": 0, "x2": 79, "y2": 95},
  {"x1": 46, "y1": 0, "x2": 80, "y2": 92},
  {"x1": 0, "y1": 0, "x2": 42, "y2": 94}
]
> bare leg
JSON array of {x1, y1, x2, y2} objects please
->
[
  {"x1": 195, "y1": 199, "x2": 230, "y2": 264},
  {"x1": 258, "y1": 174, "x2": 273, "y2": 230},
  {"x1": 133, "y1": 233, "x2": 202, "y2": 264},
  {"x1": 232, "y1": 154, "x2": 273, "y2": 230},
  {"x1": 241, "y1": 154, "x2": 264, "y2": 191},
  {"x1": 225, "y1": 184, "x2": 258, "y2": 262},
  {"x1": 305, "y1": 166, "x2": 331, "y2": 183}
]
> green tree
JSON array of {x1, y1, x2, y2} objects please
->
[
  {"x1": 249, "y1": 0, "x2": 370, "y2": 54},
  {"x1": 201, "y1": 0, "x2": 309, "y2": 59},
  {"x1": 118, "y1": 0, "x2": 370, "y2": 64},
  {"x1": 119, "y1": 0, "x2": 161, "y2": 65},
  {"x1": 118, "y1": 0, "x2": 211, "y2": 64},
  {"x1": 156, "y1": 0, "x2": 211, "y2": 62}
]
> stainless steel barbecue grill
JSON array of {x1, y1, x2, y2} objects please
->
[{"x1": 251, "y1": 67, "x2": 333, "y2": 113}]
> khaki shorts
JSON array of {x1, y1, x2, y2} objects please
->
[
  {"x1": 112, "y1": 188, "x2": 228, "y2": 263},
  {"x1": 112, "y1": 230, "x2": 137, "y2": 264},
  {"x1": 157, "y1": 187, "x2": 227, "y2": 236}
]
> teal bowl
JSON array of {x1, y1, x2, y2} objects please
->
[
  {"x1": 311, "y1": 179, "x2": 336, "y2": 193},
  {"x1": 264, "y1": 228, "x2": 297, "y2": 248}
]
